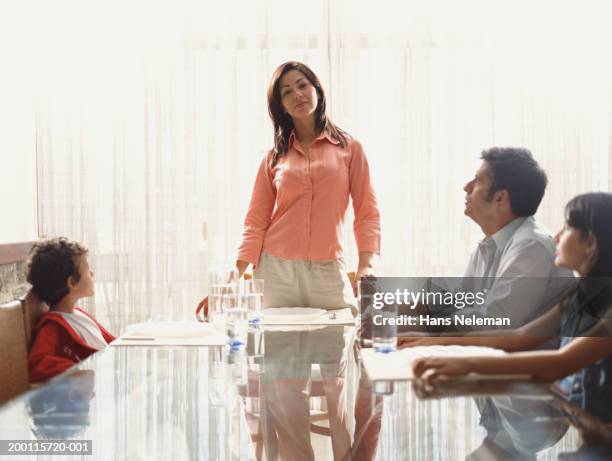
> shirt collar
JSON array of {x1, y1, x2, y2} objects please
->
[
  {"x1": 320, "y1": 130, "x2": 340, "y2": 145},
  {"x1": 288, "y1": 129, "x2": 340, "y2": 149},
  {"x1": 484, "y1": 216, "x2": 527, "y2": 251}
]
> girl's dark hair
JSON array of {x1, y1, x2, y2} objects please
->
[
  {"x1": 267, "y1": 61, "x2": 347, "y2": 168},
  {"x1": 26, "y1": 237, "x2": 88, "y2": 307},
  {"x1": 565, "y1": 192, "x2": 612, "y2": 277}
]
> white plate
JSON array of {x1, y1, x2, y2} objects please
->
[
  {"x1": 263, "y1": 307, "x2": 326, "y2": 321},
  {"x1": 124, "y1": 321, "x2": 214, "y2": 339}
]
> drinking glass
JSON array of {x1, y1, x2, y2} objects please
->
[
  {"x1": 372, "y1": 301, "x2": 398, "y2": 353},
  {"x1": 209, "y1": 283, "x2": 237, "y2": 332},
  {"x1": 222, "y1": 292, "x2": 248, "y2": 349},
  {"x1": 241, "y1": 278, "x2": 264, "y2": 325}
]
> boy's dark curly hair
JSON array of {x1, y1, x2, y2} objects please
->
[{"x1": 26, "y1": 237, "x2": 88, "y2": 308}]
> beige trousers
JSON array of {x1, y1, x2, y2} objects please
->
[{"x1": 254, "y1": 252, "x2": 357, "y2": 310}]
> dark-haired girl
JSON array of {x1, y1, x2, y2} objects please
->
[{"x1": 236, "y1": 61, "x2": 380, "y2": 309}]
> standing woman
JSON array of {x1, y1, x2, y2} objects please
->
[{"x1": 236, "y1": 61, "x2": 380, "y2": 310}]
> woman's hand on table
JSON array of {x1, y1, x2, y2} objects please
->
[{"x1": 196, "y1": 260, "x2": 250, "y2": 321}]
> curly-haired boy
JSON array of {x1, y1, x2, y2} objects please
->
[{"x1": 27, "y1": 237, "x2": 115, "y2": 383}]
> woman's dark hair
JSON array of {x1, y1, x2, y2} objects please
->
[
  {"x1": 26, "y1": 237, "x2": 88, "y2": 308},
  {"x1": 267, "y1": 61, "x2": 347, "y2": 168},
  {"x1": 481, "y1": 147, "x2": 548, "y2": 217},
  {"x1": 565, "y1": 192, "x2": 612, "y2": 277}
]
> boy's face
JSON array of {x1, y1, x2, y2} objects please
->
[{"x1": 69, "y1": 255, "x2": 95, "y2": 298}]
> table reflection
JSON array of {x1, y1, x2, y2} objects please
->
[
  {"x1": 27, "y1": 370, "x2": 95, "y2": 440},
  {"x1": 1, "y1": 323, "x2": 612, "y2": 460},
  {"x1": 356, "y1": 377, "x2": 612, "y2": 461},
  {"x1": 253, "y1": 326, "x2": 353, "y2": 460},
  {"x1": 1, "y1": 347, "x2": 249, "y2": 461}
]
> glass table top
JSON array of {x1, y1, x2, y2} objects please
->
[{"x1": 1, "y1": 324, "x2": 610, "y2": 460}]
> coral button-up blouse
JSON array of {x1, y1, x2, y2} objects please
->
[{"x1": 237, "y1": 131, "x2": 381, "y2": 266}]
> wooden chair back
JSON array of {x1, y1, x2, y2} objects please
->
[{"x1": 0, "y1": 300, "x2": 29, "y2": 404}]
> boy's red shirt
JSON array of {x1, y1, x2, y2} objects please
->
[{"x1": 28, "y1": 307, "x2": 116, "y2": 384}]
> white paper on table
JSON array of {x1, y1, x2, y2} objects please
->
[
  {"x1": 262, "y1": 324, "x2": 328, "y2": 332},
  {"x1": 111, "y1": 320, "x2": 227, "y2": 346},
  {"x1": 111, "y1": 335, "x2": 227, "y2": 346},
  {"x1": 261, "y1": 307, "x2": 356, "y2": 325},
  {"x1": 361, "y1": 345, "x2": 532, "y2": 381}
]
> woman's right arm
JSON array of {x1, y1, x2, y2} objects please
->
[
  {"x1": 197, "y1": 156, "x2": 274, "y2": 319},
  {"x1": 236, "y1": 153, "x2": 276, "y2": 270}
]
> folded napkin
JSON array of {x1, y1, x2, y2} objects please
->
[
  {"x1": 261, "y1": 324, "x2": 328, "y2": 332},
  {"x1": 361, "y1": 345, "x2": 530, "y2": 381},
  {"x1": 112, "y1": 321, "x2": 227, "y2": 347}
]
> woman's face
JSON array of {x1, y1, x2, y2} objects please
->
[
  {"x1": 554, "y1": 223, "x2": 596, "y2": 275},
  {"x1": 279, "y1": 70, "x2": 318, "y2": 122}
]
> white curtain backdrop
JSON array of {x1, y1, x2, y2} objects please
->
[{"x1": 16, "y1": 0, "x2": 612, "y2": 330}]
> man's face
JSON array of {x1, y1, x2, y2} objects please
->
[{"x1": 463, "y1": 161, "x2": 496, "y2": 224}]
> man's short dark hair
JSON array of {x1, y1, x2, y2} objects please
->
[
  {"x1": 481, "y1": 147, "x2": 548, "y2": 217},
  {"x1": 26, "y1": 237, "x2": 88, "y2": 308}
]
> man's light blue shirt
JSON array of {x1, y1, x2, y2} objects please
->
[{"x1": 463, "y1": 216, "x2": 574, "y2": 325}]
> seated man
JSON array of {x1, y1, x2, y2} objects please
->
[
  {"x1": 460, "y1": 146, "x2": 573, "y2": 325},
  {"x1": 404, "y1": 147, "x2": 574, "y2": 460},
  {"x1": 27, "y1": 237, "x2": 115, "y2": 383}
]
